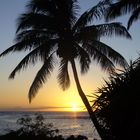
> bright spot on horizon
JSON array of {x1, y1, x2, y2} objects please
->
[{"x1": 71, "y1": 102, "x2": 81, "y2": 112}]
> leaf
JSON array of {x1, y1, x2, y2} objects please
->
[
  {"x1": 29, "y1": 54, "x2": 55, "y2": 103},
  {"x1": 57, "y1": 59, "x2": 70, "y2": 90}
]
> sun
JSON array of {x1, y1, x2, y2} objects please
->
[{"x1": 71, "y1": 103, "x2": 80, "y2": 112}]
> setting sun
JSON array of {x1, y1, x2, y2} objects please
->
[{"x1": 71, "y1": 102, "x2": 82, "y2": 112}]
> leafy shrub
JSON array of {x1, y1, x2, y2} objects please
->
[
  {"x1": 92, "y1": 57, "x2": 140, "y2": 139},
  {"x1": 16, "y1": 114, "x2": 59, "y2": 137},
  {"x1": 0, "y1": 114, "x2": 88, "y2": 140}
]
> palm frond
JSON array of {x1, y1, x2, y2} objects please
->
[
  {"x1": 55, "y1": 0, "x2": 79, "y2": 26},
  {"x1": 105, "y1": 0, "x2": 140, "y2": 21},
  {"x1": 105, "y1": 2, "x2": 125, "y2": 21},
  {"x1": 86, "y1": 40, "x2": 128, "y2": 68},
  {"x1": 73, "y1": 0, "x2": 109, "y2": 31},
  {"x1": 24, "y1": 0, "x2": 78, "y2": 32},
  {"x1": 9, "y1": 47, "x2": 40, "y2": 79},
  {"x1": 26, "y1": 0, "x2": 54, "y2": 13},
  {"x1": 75, "y1": 22, "x2": 131, "y2": 44},
  {"x1": 83, "y1": 43, "x2": 115, "y2": 73},
  {"x1": 27, "y1": 0, "x2": 78, "y2": 22},
  {"x1": 74, "y1": 25, "x2": 99, "y2": 43},
  {"x1": 0, "y1": 36, "x2": 57, "y2": 59},
  {"x1": 8, "y1": 40, "x2": 55, "y2": 79},
  {"x1": 16, "y1": 13, "x2": 56, "y2": 33},
  {"x1": 75, "y1": 43, "x2": 91, "y2": 74},
  {"x1": 29, "y1": 54, "x2": 55, "y2": 103},
  {"x1": 57, "y1": 59, "x2": 70, "y2": 91},
  {"x1": 0, "y1": 42, "x2": 31, "y2": 57},
  {"x1": 85, "y1": 0, "x2": 110, "y2": 22},
  {"x1": 127, "y1": 7, "x2": 140, "y2": 29},
  {"x1": 15, "y1": 29, "x2": 55, "y2": 42},
  {"x1": 0, "y1": 35, "x2": 48, "y2": 58},
  {"x1": 95, "y1": 22, "x2": 132, "y2": 39}
]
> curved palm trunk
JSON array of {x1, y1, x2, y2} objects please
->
[{"x1": 70, "y1": 59, "x2": 106, "y2": 140}]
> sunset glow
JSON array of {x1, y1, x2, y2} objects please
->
[
  {"x1": 0, "y1": 0, "x2": 108, "y2": 112},
  {"x1": 0, "y1": 0, "x2": 139, "y2": 113},
  {"x1": 71, "y1": 102, "x2": 82, "y2": 112}
]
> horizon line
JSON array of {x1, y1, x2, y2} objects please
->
[{"x1": 0, "y1": 106, "x2": 86, "y2": 111}]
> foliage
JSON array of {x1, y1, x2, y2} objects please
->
[
  {"x1": 0, "y1": 0, "x2": 131, "y2": 102},
  {"x1": 92, "y1": 56, "x2": 140, "y2": 139},
  {"x1": 0, "y1": 1, "x2": 132, "y2": 139},
  {"x1": 105, "y1": 0, "x2": 140, "y2": 29},
  {"x1": 16, "y1": 114, "x2": 59, "y2": 137},
  {"x1": 0, "y1": 114, "x2": 88, "y2": 140}
]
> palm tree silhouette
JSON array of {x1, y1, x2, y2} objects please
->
[
  {"x1": 0, "y1": 0, "x2": 131, "y2": 139},
  {"x1": 105, "y1": 0, "x2": 140, "y2": 29}
]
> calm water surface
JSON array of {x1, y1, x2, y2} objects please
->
[{"x1": 0, "y1": 111, "x2": 100, "y2": 140}]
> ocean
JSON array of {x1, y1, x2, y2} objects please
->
[{"x1": 0, "y1": 111, "x2": 100, "y2": 140}]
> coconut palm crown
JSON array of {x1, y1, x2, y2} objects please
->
[{"x1": 0, "y1": 0, "x2": 131, "y2": 139}]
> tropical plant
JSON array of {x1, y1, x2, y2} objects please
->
[
  {"x1": 16, "y1": 114, "x2": 59, "y2": 137},
  {"x1": 105, "y1": 0, "x2": 140, "y2": 29},
  {"x1": 0, "y1": 114, "x2": 88, "y2": 140},
  {"x1": 93, "y1": 57, "x2": 140, "y2": 139},
  {"x1": 0, "y1": 0, "x2": 131, "y2": 139}
]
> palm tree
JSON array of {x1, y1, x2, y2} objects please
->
[
  {"x1": 0, "y1": 0, "x2": 131, "y2": 139},
  {"x1": 105, "y1": 0, "x2": 140, "y2": 29}
]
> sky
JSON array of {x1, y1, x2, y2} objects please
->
[{"x1": 0, "y1": 0, "x2": 140, "y2": 112}]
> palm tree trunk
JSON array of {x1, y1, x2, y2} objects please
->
[{"x1": 70, "y1": 59, "x2": 107, "y2": 140}]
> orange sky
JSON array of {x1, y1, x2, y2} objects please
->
[
  {"x1": 0, "y1": 55, "x2": 107, "y2": 112},
  {"x1": 0, "y1": 0, "x2": 105, "y2": 112},
  {"x1": 0, "y1": 0, "x2": 140, "y2": 112}
]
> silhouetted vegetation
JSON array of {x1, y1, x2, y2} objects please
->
[
  {"x1": 105, "y1": 0, "x2": 140, "y2": 29},
  {"x1": 0, "y1": 114, "x2": 88, "y2": 140},
  {"x1": 0, "y1": 0, "x2": 131, "y2": 139},
  {"x1": 92, "y1": 56, "x2": 140, "y2": 139}
]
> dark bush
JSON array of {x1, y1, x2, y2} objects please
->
[
  {"x1": 93, "y1": 57, "x2": 140, "y2": 139},
  {"x1": 0, "y1": 114, "x2": 88, "y2": 140}
]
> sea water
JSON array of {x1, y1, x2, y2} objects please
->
[{"x1": 0, "y1": 111, "x2": 100, "y2": 140}]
